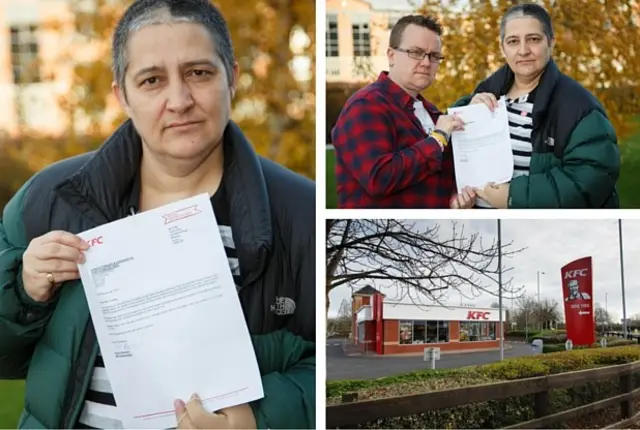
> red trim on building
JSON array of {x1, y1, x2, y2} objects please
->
[{"x1": 351, "y1": 292, "x2": 508, "y2": 355}]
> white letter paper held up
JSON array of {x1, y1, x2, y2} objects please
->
[
  {"x1": 448, "y1": 96, "x2": 514, "y2": 207},
  {"x1": 76, "y1": 193, "x2": 263, "y2": 429}
]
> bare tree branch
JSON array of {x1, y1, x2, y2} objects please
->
[{"x1": 326, "y1": 219, "x2": 527, "y2": 313}]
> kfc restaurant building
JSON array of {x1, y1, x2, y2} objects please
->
[{"x1": 351, "y1": 287, "x2": 507, "y2": 355}]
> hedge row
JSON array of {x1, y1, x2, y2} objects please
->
[
  {"x1": 531, "y1": 330, "x2": 573, "y2": 344},
  {"x1": 327, "y1": 346, "x2": 640, "y2": 429},
  {"x1": 542, "y1": 338, "x2": 637, "y2": 353},
  {"x1": 506, "y1": 329, "x2": 567, "y2": 342}
]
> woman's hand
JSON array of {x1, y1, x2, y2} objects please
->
[
  {"x1": 175, "y1": 395, "x2": 257, "y2": 429},
  {"x1": 470, "y1": 92, "x2": 498, "y2": 111},
  {"x1": 450, "y1": 187, "x2": 477, "y2": 209},
  {"x1": 22, "y1": 230, "x2": 88, "y2": 302},
  {"x1": 474, "y1": 182, "x2": 510, "y2": 208}
]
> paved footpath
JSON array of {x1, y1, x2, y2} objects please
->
[{"x1": 326, "y1": 339, "x2": 534, "y2": 381}]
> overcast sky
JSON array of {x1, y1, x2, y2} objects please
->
[{"x1": 328, "y1": 219, "x2": 640, "y2": 323}]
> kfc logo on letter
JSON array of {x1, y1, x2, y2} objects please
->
[
  {"x1": 85, "y1": 236, "x2": 103, "y2": 248},
  {"x1": 564, "y1": 268, "x2": 588, "y2": 279},
  {"x1": 467, "y1": 311, "x2": 490, "y2": 320}
]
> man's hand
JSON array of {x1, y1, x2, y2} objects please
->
[
  {"x1": 434, "y1": 114, "x2": 465, "y2": 136},
  {"x1": 175, "y1": 395, "x2": 257, "y2": 429},
  {"x1": 450, "y1": 186, "x2": 476, "y2": 209},
  {"x1": 474, "y1": 182, "x2": 510, "y2": 208}
]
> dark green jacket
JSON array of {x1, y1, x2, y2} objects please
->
[
  {"x1": 451, "y1": 59, "x2": 620, "y2": 208},
  {"x1": 0, "y1": 120, "x2": 315, "y2": 429}
]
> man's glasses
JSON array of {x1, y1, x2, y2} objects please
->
[{"x1": 394, "y1": 48, "x2": 445, "y2": 63}]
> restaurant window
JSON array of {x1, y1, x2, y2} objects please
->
[
  {"x1": 438, "y1": 321, "x2": 449, "y2": 342},
  {"x1": 399, "y1": 320, "x2": 448, "y2": 344},
  {"x1": 460, "y1": 321, "x2": 497, "y2": 341},
  {"x1": 426, "y1": 321, "x2": 438, "y2": 342},
  {"x1": 399, "y1": 320, "x2": 413, "y2": 344},
  {"x1": 413, "y1": 321, "x2": 426, "y2": 343}
]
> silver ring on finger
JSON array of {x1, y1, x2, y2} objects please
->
[{"x1": 46, "y1": 272, "x2": 56, "y2": 287}]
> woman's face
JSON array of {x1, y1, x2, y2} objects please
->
[
  {"x1": 501, "y1": 16, "x2": 553, "y2": 80},
  {"x1": 114, "y1": 22, "x2": 237, "y2": 163}
]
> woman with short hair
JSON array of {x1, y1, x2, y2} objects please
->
[{"x1": 453, "y1": 2, "x2": 620, "y2": 209}]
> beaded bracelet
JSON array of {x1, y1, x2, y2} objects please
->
[
  {"x1": 430, "y1": 131, "x2": 448, "y2": 148},
  {"x1": 433, "y1": 128, "x2": 450, "y2": 142}
]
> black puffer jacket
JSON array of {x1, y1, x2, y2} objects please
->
[
  {"x1": 1, "y1": 119, "x2": 315, "y2": 426},
  {"x1": 37, "y1": 119, "x2": 315, "y2": 340}
]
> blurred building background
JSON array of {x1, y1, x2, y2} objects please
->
[
  {"x1": 326, "y1": 0, "x2": 416, "y2": 83},
  {"x1": 0, "y1": 0, "x2": 78, "y2": 136}
]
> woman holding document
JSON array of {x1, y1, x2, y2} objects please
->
[
  {"x1": 451, "y1": 3, "x2": 620, "y2": 209},
  {"x1": 0, "y1": 0, "x2": 315, "y2": 429}
]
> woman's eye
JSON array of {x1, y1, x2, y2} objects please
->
[
  {"x1": 190, "y1": 70, "x2": 210, "y2": 77},
  {"x1": 141, "y1": 77, "x2": 158, "y2": 86}
]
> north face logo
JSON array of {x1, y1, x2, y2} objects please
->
[{"x1": 270, "y1": 296, "x2": 296, "y2": 316}]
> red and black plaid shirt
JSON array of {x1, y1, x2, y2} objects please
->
[{"x1": 331, "y1": 72, "x2": 455, "y2": 208}]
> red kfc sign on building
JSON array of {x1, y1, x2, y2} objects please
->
[
  {"x1": 467, "y1": 311, "x2": 490, "y2": 320},
  {"x1": 561, "y1": 256, "x2": 595, "y2": 346}
]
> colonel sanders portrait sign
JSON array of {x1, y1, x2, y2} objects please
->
[{"x1": 561, "y1": 256, "x2": 595, "y2": 346}]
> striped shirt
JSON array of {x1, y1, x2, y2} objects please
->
[
  {"x1": 76, "y1": 190, "x2": 241, "y2": 429},
  {"x1": 505, "y1": 89, "x2": 536, "y2": 178},
  {"x1": 474, "y1": 89, "x2": 536, "y2": 208}
]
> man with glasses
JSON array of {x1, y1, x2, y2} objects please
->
[{"x1": 331, "y1": 15, "x2": 475, "y2": 209}]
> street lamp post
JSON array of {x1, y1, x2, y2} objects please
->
[
  {"x1": 619, "y1": 219, "x2": 628, "y2": 338},
  {"x1": 605, "y1": 292, "x2": 609, "y2": 332},
  {"x1": 498, "y1": 219, "x2": 504, "y2": 361},
  {"x1": 537, "y1": 271, "x2": 545, "y2": 331}
]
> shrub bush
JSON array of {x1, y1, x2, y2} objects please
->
[
  {"x1": 530, "y1": 330, "x2": 569, "y2": 344},
  {"x1": 505, "y1": 330, "x2": 528, "y2": 338},
  {"x1": 607, "y1": 338, "x2": 637, "y2": 347},
  {"x1": 543, "y1": 344, "x2": 566, "y2": 353},
  {"x1": 541, "y1": 338, "x2": 636, "y2": 354},
  {"x1": 327, "y1": 346, "x2": 640, "y2": 429}
]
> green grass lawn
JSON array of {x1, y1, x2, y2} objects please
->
[
  {"x1": 326, "y1": 124, "x2": 640, "y2": 209},
  {"x1": 617, "y1": 121, "x2": 640, "y2": 208},
  {"x1": 0, "y1": 380, "x2": 24, "y2": 427}
]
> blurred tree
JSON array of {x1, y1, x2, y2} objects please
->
[
  {"x1": 326, "y1": 298, "x2": 352, "y2": 337},
  {"x1": 0, "y1": 141, "x2": 32, "y2": 211},
  {"x1": 3, "y1": 0, "x2": 314, "y2": 204},
  {"x1": 215, "y1": 0, "x2": 316, "y2": 177},
  {"x1": 511, "y1": 295, "x2": 562, "y2": 331},
  {"x1": 595, "y1": 302, "x2": 613, "y2": 330}
]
